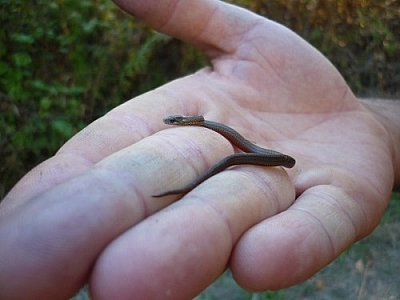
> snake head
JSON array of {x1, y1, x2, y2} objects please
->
[
  {"x1": 163, "y1": 115, "x2": 205, "y2": 126},
  {"x1": 163, "y1": 115, "x2": 185, "y2": 125}
]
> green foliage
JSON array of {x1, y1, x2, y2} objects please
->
[
  {"x1": 0, "y1": 0, "x2": 399, "y2": 198},
  {"x1": 0, "y1": 0, "x2": 207, "y2": 197}
]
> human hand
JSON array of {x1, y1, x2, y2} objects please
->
[{"x1": 0, "y1": 0, "x2": 397, "y2": 299}]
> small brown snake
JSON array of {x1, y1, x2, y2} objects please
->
[{"x1": 153, "y1": 115, "x2": 295, "y2": 197}]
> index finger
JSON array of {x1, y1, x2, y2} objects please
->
[{"x1": 1, "y1": 90, "x2": 194, "y2": 212}]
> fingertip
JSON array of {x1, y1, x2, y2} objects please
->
[{"x1": 229, "y1": 212, "x2": 331, "y2": 291}]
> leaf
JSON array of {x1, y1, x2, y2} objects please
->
[
  {"x1": 12, "y1": 53, "x2": 32, "y2": 67},
  {"x1": 10, "y1": 33, "x2": 35, "y2": 44}
]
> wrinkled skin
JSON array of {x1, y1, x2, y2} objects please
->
[{"x1": 0, "y1": 0, "x2": 398, "y2": 299}]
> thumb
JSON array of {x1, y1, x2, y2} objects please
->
[{"x1": 112, "y1": 0, "x2": 255, "y2": 53}]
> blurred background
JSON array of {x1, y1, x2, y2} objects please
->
[{"x1": 1, "y1": 0, "x2": 399, "y2": 299}]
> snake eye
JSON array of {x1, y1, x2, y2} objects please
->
[
  {"x1": 163, "y1": 115, "x2": 184, "y2": 125},
  {"x1": 173, "y1": 115, "x2": 184, "y2": 122},
  {"x1": 163, "y1": 115, "x2": 177, "y2": 124}
]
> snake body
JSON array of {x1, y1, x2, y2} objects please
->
[{"x1": 153, "y1": 115, "x2": 295, "y2": 197}]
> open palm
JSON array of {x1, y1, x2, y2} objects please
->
[{"x1": 0, "y1": 0, "x2": 395, "y2": 299}]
